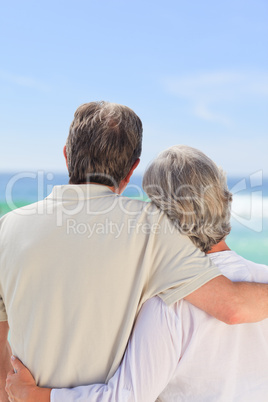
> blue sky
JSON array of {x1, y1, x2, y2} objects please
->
[{"x1": 0, "y1": 0, "x2": 267, "y2": 177}]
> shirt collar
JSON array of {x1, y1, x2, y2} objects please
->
[{"x1": 46, "y1": 184, "x2": 117, "y2": 201}]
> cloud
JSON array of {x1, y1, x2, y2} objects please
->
[
  {"x1": 193, "y1": 101, "x2": 231, "y2": 125},
  {"x1": 163, "y1": 70, "x2": 268, "y2": 125},
  {"x1": 0, "y1": 70, "x2": 51, "y2": 92}
]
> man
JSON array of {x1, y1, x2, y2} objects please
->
[
  {"x1": 6, "y1": 145, "x2": 267, "y2": 401},
  {"x1": 1, "y1": 104, "x2": 268, "y2": 401}
]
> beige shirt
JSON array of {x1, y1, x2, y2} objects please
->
[{"x1": 0, "y1": 184, "x2": 220, "y2": 388}]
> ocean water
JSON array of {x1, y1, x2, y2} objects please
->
[{"x1": 0, "y1": 171, "x2": 267, "y2": 265}]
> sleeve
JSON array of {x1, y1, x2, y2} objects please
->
[
  {"x1": 51, "y1": 297, "x2": 181, "y2": 402},
  {"x1": 0, "y1": 218, "x2": 8, "y2": 322},
  {"x1": 144, "y1": 212, "x2": 222, "y2": 306},
  {"x1": 0, "y1": 294, "x2": 7, "y2": 322}
]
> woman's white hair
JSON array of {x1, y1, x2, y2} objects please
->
[{"x1": 142, "y1": 145, "x2": 233, "y2": 253}]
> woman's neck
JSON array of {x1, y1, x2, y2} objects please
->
[{"x1": 206, "y1": 240, "x2": 231, "y2": 254}]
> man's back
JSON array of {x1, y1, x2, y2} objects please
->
[
  {"x1": 158, "y1": 251, "x2": 268, "y2": 401},
  {"x1": 0, "y1": 184, "x2": 218, "y2": 388}
]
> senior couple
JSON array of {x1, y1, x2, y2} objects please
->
[{"x1": 1, "y1": 102, "x2": 268, "y2": 402}]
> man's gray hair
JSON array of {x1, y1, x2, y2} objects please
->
[
  {"x1": 66, "y1": 101, "x2": 143, "y2": 187},
  {"x1": 143, "y1": 145, "x2": 232, "y2": 253}
]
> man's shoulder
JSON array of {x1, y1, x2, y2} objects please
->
[
  {"x1": 0, "y1": 200, "x2": 47, "y2": 226},
  {"x1": 116, "y1": 196, "x2": 161, "y2": 220},
  {"x1": 117, "y1": 195, "x2": 150, "y2": 210},
  {"x1": 118, "y1": 197, "x2": 184, "y2": 234}
]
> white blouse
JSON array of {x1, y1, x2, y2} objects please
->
[{"x1": 51, "y1": 251, "x2": 268, "y2": 402}]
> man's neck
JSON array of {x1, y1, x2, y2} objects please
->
[
  {"x1": 88, "y1": 182, "x2": 119, "y2": 194},
  {"x1": 70, "y1": 181, "x2": 121, "y2": 194},
  {"x1": 207, "y1": 240, "x2": 231, "y2": 254}
]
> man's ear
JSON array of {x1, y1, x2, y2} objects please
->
[
  {"x1": 124, "y1": 158, "x2": 140, "y2": 184},
  {"x1": 116, "y1": 159, "x2": 140, "y2": 194},
  {"x1": 63, "y1": 146, "x2": 68, "y2": 169}
]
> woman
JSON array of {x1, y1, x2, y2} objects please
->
[{"x1": 6, "y1": 145, "x2": 268, "y2": 401}]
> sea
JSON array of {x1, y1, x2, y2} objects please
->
[{"x1": 0, "y1": 171, "x2": 267, "y2": 265}]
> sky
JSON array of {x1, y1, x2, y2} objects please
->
[{"x1": 0, "y1": 0, "x2": 267, "y2": 178}]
